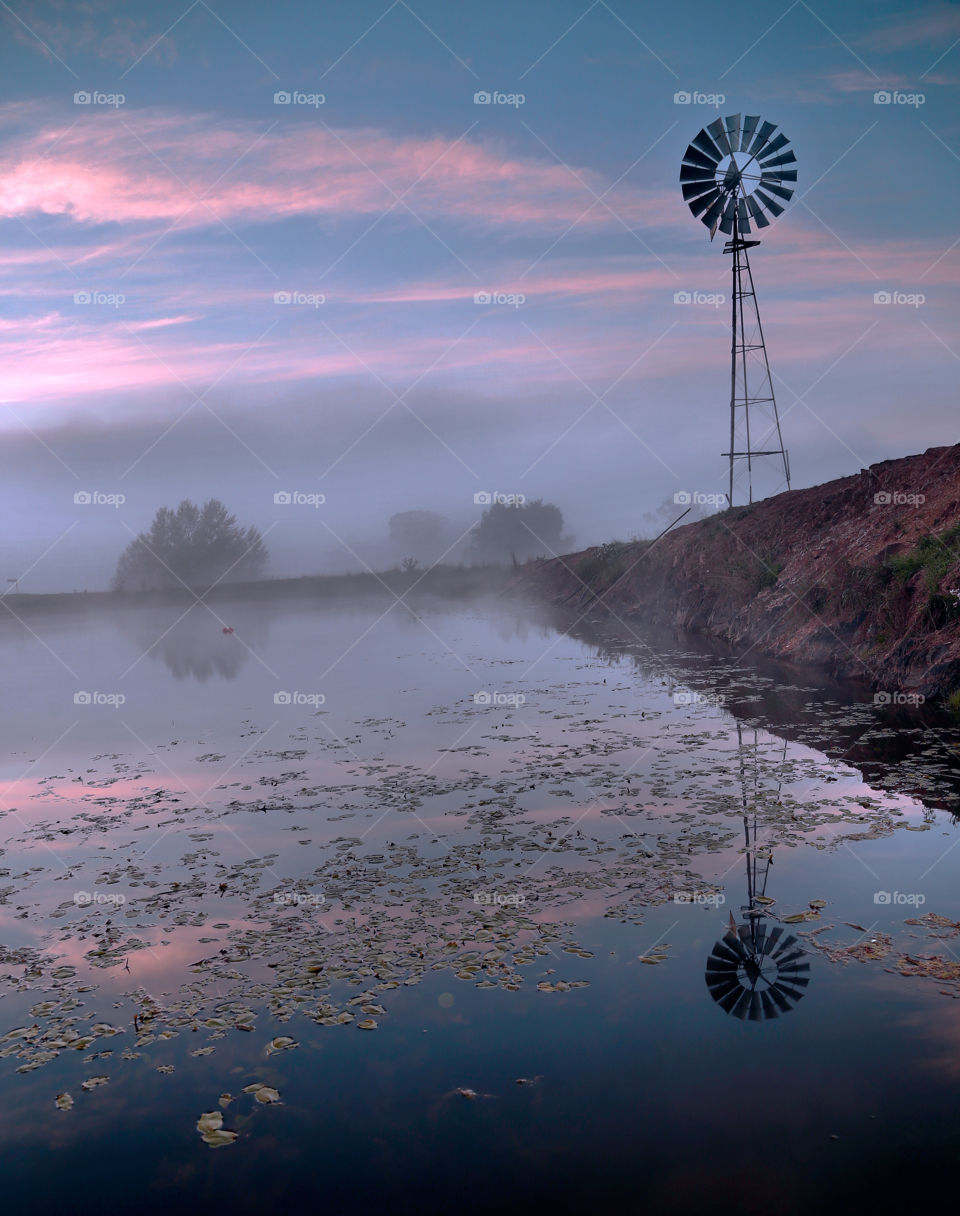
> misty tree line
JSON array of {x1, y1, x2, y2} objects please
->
[{"x1": 113, "y1": 497, "x2": 572, "y2": 590}]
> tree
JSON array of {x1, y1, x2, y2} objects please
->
[
  {"x1": 388, "y1": 510, "x2": 450, "y2": 566},
  {"x1": 470, "y1": 499, "x2": 571, "y2": 564},
  {"x1": 113, "y1": 499, "x2": 267, "y2": 591}
]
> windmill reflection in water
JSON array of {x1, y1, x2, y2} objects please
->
[{"x1": 705, "y1": 725, "x2": 811, "y2": 1021}]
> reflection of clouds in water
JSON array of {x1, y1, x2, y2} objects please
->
[{"x1": 115, "y1": 601, "x2": 274, "y2": 682}]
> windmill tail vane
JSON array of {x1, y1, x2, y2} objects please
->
[{"x1": 680, "y1": 113, "x2": 797, "y2": 507}]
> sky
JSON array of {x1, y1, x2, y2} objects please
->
[{"x1": 0, "y1": 0, "x2": 957, "y2": 589}]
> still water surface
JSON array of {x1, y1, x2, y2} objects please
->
[{"x1": 1, "y1": 592, "x2": 959, "y2": 1214}]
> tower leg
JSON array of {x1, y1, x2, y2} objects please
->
[{"x1": 722, "y1": 214, "x2": 790, "y2": 507}]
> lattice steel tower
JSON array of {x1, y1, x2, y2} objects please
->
[{"x1": 680, "y1": 114, "x2": 795, "y2": 506}]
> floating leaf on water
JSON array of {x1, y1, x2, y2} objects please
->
[
  {"x1": 196, "y1": 1110, "x2": 223, "y2": 1134},
  {"x1": 357, "y1": 1018, "x2": 378, "y2": 1030},
  {"x1": 81, "y1": 1075, "x2": 109, "y2": 1090},
  {"x1": 265, "y1": 1036, "x2": 298, "y2": 1055},
  {"x1": 201, "y1": 1128, "x2": 238, "y2": 1148},
  {"x1": 55, "y1": 1092, "x2": 73, "y2": 1111},
  {"x1": 809, "y1": 899, "x2": 827, "y2": 909},
  {"x1": 454, "y1": 1087, "x2": 477, "y2": 1100},
  {"x1": 190, "y1": 1047, "x2": 215, "y2": 1057},
  {"x1": 782, "y1": 913, "x2": 807, "y2": 924},
  {"x1": 157, "y1": 1065, "x2": 175, "y2": 1074}
]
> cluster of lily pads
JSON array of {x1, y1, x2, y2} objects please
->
[{"x1": 0, "y1": 642, "x2": 956, "y2": 1148}]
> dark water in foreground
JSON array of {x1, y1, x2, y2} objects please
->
[{"x1": 1, "y1": 593, "x2": 959, "y2": 1215}]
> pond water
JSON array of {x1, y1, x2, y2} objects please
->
[{"x1": 1, "y1": 590, "x2": 960, "y2": 1215}]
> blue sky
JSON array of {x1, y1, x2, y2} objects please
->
[{"x1": 0, "y1": 0, "x2": 957, "y2": 588}]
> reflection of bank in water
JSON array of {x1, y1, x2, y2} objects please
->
[
  {"x1": 114, "y1": 600, "x2": 274, "y2": 681},
  {"x1": 705, "y1": 726, "x2": 811, "y2": 1021}
]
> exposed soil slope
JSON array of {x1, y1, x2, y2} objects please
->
[{"x1": 522, "y1": 445, "x2": 960, "y2": 699}]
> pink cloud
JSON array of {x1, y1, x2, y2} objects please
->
[{"x1": 0, "y1": 106, "x2": 681, "y2": 234}]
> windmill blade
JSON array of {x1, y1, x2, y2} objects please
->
[
  {"x1": 758, "y1": 150, "x2": 797, "y2": 170},
  {"x1": 680, "y1": 164, "x2": 716, "y2": 184},
  {"x1": 759, "y1": 990, "x2": 780, "y2": 1019},
  {"x1": 760, "y1": 168, "x2": 798, "y2": 183},
  {"x1": 776, "y1": 981, "x2": 809, "y2": 1002},
  {"x1": 713, "y1": 936, "x2": 746, "y2": 964},
  {"x1": 724, "y1": 113, "x2": 741, "y2": 151},
  {"x1": 716, "y1": 986, "x2": 744, "y2": 1014},
  {"x1": 691, "y1": 129, "x2": 723, "y2": 161},
  {"x1": 747, "y1": 119, "x2": 777, "y2": 157},
  {"x1": 718, "y1": 194, "x2": 738, "y2": 235},
  {"x1": 764, "y1": 926, "x2": 784, "y2": 952},
  {"x1": 706, "y1": 117, "x2": 733, "y2": 157},
  {"x1": 739, "y1": 114, "x2": 760, "y2": 151},
  {"x1": 767, "y1": 984, "x2": 794, "y2": 1013},
  {"x1": 758, "y1": 131, "x2": 790, "y2": 160},
  {"x1": 682, "y1": 179, "x2": 717, "y2": 200},
  {"x1": 683, "y1": 180, "x2": 718, "y2": 203},
  {"x1": 682, "y1": 146, "x2": 719, "y2": 172},
  {"x1": 689, "y1": 188, "x2": 721, "y2": 218},
  {"x1": 754, "y1": 189, "x2": 784, "y2": 217},
  {"x1": 760, "y1": 181, "x2": 794, "y2": 202},
  {"x1": 731, "y1": 988, "x2": 755, "y2": 1020},
  {"x1": 702, "y1": 193, "x2": 726, "y2": 234},
  {"x1": 737, "y1": 197, "x2": 751, "y2": 234}
]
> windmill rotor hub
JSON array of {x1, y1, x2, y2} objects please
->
[{"x1": 679, "y1": 112, "x2": 797, "y2": 239}]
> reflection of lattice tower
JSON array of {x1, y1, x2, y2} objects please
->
[
  {"x1": 680, "y1": 114, "x2": 796, "y2": 506},
  {"x1": 704, "y1": 726, "x2": 810, "y2": 1021}
]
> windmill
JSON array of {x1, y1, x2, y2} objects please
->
[
  {"x1": 704, "y1": 727, "x2": 811, "y2": 1021},
  {"x1": 680, "y1": 114, "x2": 796, "y2": 507}
]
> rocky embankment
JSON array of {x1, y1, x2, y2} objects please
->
[{"x1": 522, "y1": 445, "x2": 960, "y2": 701}]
